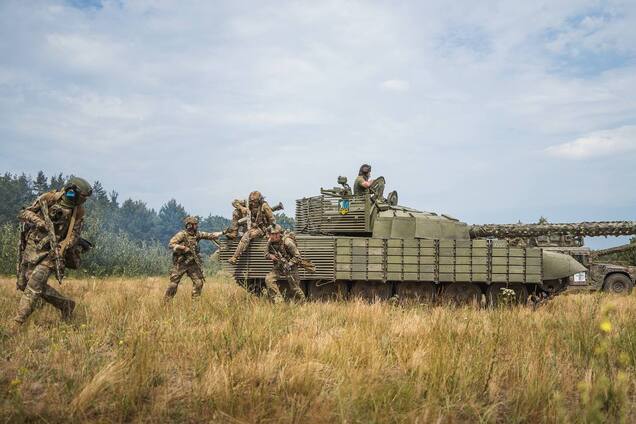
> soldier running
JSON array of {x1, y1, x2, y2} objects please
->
[
  {"x1": 263, "y1": 224, "x2": 306, "y2": 303},
  {"x1": 354, "y1": 163, "x2": 374, "y2": 195},
  {"x1": 13, "y1": 177, "x2": 93, "y2": 327},
  {"x1": 164, "y1": 216, "x2": 221, "y2": 300},
  {"x1": 228, "y1": 191, "x2": 275, "y2": 264}
]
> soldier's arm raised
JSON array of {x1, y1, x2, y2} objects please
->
[{"x1": 198, "y1": 231, "x2": 223, "y2": 242}]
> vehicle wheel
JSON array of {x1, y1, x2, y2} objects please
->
[
  {"x1": 395, "y1": 282, "x2": 436, "y2": 304},
  {"x1": 486, "y1": 283, "x2": 529, "y2": 307},
  {"x1": 307, "y1": 281, "x2": 348, "y2": 301},
  {"x1": 602, "y1": 274, "x2": 634, "y2": 295},
  {"x1": 351, "y1": 281, "x2": 392, "y2": 302},
  {"x1": 441, "y1": 283, "x2": 482, "y2": 307}
]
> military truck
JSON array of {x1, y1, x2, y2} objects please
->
[
  {"x1": 468, "y1": 222, "x2": 636, "y2": 295},
  {"x1": 218, "y1": 176, "x2": 625, "y2": 306},
  {"x1": 540, "y1": 242, "x2": 635, "y2": 295}
]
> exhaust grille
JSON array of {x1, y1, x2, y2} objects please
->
[{"x1": 218, "y1": 235, "x2": 336, "y2": 280}]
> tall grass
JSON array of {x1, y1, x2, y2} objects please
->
[{"x1": 1, "y1": 276, "x2": 635, "y2": 422}]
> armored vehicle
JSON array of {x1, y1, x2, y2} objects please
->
[
  {"x1": 469, "y1": 221, "x2": 636, "y2": 295},
  {"x1": 217, "y1": 176, "x2": 635, "y2": 306}
]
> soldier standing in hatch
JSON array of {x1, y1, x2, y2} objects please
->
[
  {"x1": 228, "y1": 191, "x2": 275, "y2": 264},
  {"x1": 164, "y1": 216, "x2": 221, "y2": 300},
  {"x1": 354, "y1": 163, "x2": 374, "y2": 195},
  {"x1": 263, "y1": 224, "x2": 306, "y2": 303},
  {"x1": 12, "y1": 177, "x2": 93, "y2": 327}
]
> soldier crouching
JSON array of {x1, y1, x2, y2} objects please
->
[
  {"x1": 165, "y1": 216, "x2": 221, "y2": 300},
  {"x1": 13, "y1": 177, "x2": 93, "y2": 326},
  {"x1": 263, "y1": 224, "x2": 306, "y2": 303},
  {"x1": 228, "y1": 191, "x2": 275, "y2": 264}
]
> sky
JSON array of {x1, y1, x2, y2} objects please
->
[{"x1": 0, "y1": 0, "x2": 635, "y2": 246}]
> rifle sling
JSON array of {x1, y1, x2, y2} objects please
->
[{"x1": 60, "y1": 206, "x2": 78, "y2": 252}]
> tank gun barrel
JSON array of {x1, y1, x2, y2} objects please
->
[
  {"x1": 469, "y1": 221, "x2": 636, "y2": 239},
  {"x1": 591, "y1": 242, "x2": 636, "y2": 259}
]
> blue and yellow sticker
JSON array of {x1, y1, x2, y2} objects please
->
[{"x1": 338, "y1": 199, "x2": 350, "y2": 215}]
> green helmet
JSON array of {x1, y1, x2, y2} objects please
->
[
  {"x1": 268, "y1": 224, "x2": 283, "y2": 235},
  {"x1": 61, "y1": 176, "x2": 93, "y2": 207}
]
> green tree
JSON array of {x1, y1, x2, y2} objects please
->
[
  {"x1": 158, "y1": 199, "x2": 188, "y2": 246},
  {"x1": 118, "y1": 199, "x2": 160, "y2": 242}
]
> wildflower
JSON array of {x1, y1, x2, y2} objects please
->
[
  {"x1": 599, "y1": 320, "x2": 612, "y2": 333},
  {"x1": 10, "y1": 378, "x2": 21, "y2": 387}
]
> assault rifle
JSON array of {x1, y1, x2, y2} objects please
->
[
  {"x1": 183, "y1": 236, "x2": 205, "y2": 281},
  {"x1": 238, "y1": 202, "x2": 284, "y2": 229},
  {"x1": 272, "y1": 251, "x2": 316, "y2": 274},
  {"x1": 16, "y1": 222, "x2": 27, "y2": 291},
  {"x1": 39, "y1": 200, "x2": 64, "y2": 284}
]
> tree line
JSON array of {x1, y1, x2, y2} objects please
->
[{"x1": 0, "y1": 171, "x2": 295, "y2": 276}]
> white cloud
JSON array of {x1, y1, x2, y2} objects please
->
[
  {"x1": 545, "y1": 126, "x2": 636, "y2": 159},
  {"x1": 380, "y1": 79, "x2": 410, "y2": 92},
  {"x1": 0, "y1": 0, "x2": 635, "y2": 222}
]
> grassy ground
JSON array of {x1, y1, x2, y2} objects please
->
[{"x1": 1, "y1": 276, "x2": 635, "y2": 423}]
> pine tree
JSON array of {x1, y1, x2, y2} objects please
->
[
  {"x1": 33, "y1": 171, "x2": 49, "y2": 195},
  {"x1": 158, "y1": 199, "x2": 188, "y2": 246}
]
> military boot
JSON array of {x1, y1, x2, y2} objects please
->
[
  {"x1": 13, "y1": 289, "x2": 38, "y2": 325},
  {"x1": 60, "y1": 299, "x2": 76, "y2": 321}
]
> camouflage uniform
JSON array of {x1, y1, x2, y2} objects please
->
[
  {"x1": 13, "y1": 178, "x2": 92, "y2": 325},
  {"x1": 229, "y1": 191, "x2": 275, "y2": 264},
  {"x1": 264, "y1": 227, "x2": 306, "y2": 302},
  {"x1": 165, "y1": 217, "x2": 220, "y2": 299},
  {"x1": 223, "y1": 199, "x2": 249, "y2": 240}
]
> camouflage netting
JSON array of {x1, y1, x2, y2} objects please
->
[{"x1": 469, "y1": 221, "x2": 636, "y2": 239}]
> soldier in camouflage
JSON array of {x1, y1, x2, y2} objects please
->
[
  {"x1": 228, "y1": 191, "x2": 275, "y2": 264},
  {"x1": 354, "y1": 163, "x2": 374, "y2": 195},
  {"x1": 264, "y1": 224, "x2": 306, "y2": 303},
  {"x1": 165, "y1": 216, "x2": 221, "y2": 300},
  {"x1": 223, "y1": 199, "x2": 249, "y2": 240},
  {"x1": 13, "y1": 177, "x2": 93, "y2": 326}
]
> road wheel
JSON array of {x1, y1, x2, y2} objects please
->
[
  {"x1": 395, "y1": 282, "x2": 436, "y2": 304},
  {"x1": 486, "y1": 283, "x2": 529, "y2": 307},
  {"x1": 441, "y1": 283, "x2": 482, "y2": 307},
  {"x1": 351, "y1": 281, "x2": 392, "y2": 302},
  {"x1": 603, "y1": 274, "x2": 634, "y2": 295}
]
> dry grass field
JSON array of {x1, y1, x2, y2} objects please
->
[{"x1": 1, "y1": 275, "x2": 635, "y2": 423}]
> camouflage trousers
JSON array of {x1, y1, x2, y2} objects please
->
[
  {"x1": 165, "y1": 262, "x2": 205, "y2": 300},
  {"x1": 14, "y1": 263, "x2": 75, "y2": 324},
  {"x1": 264, "y1": 266, "x2": 306, "y2": 303},
  {"x1": 230, "y1": 228, "x2": 265, "y2": 262}
]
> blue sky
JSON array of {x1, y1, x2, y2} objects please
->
[{"x1": 0, "y1": 0, "x2": 634, "y2": 246}]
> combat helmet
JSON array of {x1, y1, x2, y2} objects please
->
[
  {"x1": 61, "y1": 176, "x2": 93, "y2": 207},
  {"x1": 184, "y1": 216, "x2": 199, "y2": 226},
  {"x1": 232, "y1": 199, "x2": 247, "y2": 209},
  {"x1": 268, "y1": 224, "x2": 283, "y2": 234},
  {"x1": 248, "y1": 191, "x2": 263, "y2": 206}
]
